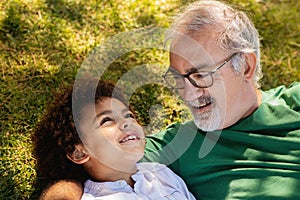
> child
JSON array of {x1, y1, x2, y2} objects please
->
[{"x1": 32, "y1": 78, "x2": 195, "y2": 200}]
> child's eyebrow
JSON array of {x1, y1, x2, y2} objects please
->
[
  {"x1": 93, "y1": 108, "x2": 129, "y2": 122},
  {"x1": 93, "y1": 110, "x2": 112, "y2": 123}
]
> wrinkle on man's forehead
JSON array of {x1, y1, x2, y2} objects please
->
[
  {"x1": 169, "y1": 34, "x2": 214, "y2": 69},
  {"x1": 171, "y1": 35, "x2": 207, "y2": 57},
  {"x1": 169, "y1": 29, "x2": 229, "y2": 72}
]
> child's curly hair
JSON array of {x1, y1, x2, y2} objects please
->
[{"x1": 32, "y1": 78, "x2": 128, "y2": 185}]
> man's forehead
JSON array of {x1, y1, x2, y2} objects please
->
[
  {"x1": 169, "y1": 32, "x2": 223, "y2": 72},
  {"x1": 169, "y1": 50, "x2": 217, "y2": 73},
  {"x1": 170, "y1": 38, "x2": 214, "y2": 63},
  {"x1": 170, "y1": 36, "x2": 208, "y2": 57}
]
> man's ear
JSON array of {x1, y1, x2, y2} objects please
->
[
  {"x1": 243, "y1": 52, "x2": 257, "y2": 82},
  {"x1": 67, "y1": 144, "x2": 90, "y2": 165}
]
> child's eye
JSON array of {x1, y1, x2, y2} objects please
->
[
  {"x1": 99, "y1": 117, "x2": 113, "y2": 126},
  {"x1": 125, "y1": 112, "x2": 135, "y2": 119}
]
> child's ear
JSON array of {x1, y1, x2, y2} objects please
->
[{"x1": 67, "y1": 145, "x2": 90, "y2": 164}]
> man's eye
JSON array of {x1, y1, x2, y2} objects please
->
[
  {"x1": 192, "y1": 72, "x2": 209, "y2": 79},
  {"x1": 99, "y1": 117, "x2": 113, "y2": 126}
]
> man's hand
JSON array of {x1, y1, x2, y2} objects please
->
[{"x1": 40, "y1": 180, "x2": 83, "y2": 200}]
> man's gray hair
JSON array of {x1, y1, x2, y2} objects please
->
[{"x1": 166, "y1": 0, "x2": 263, "y2": 88}]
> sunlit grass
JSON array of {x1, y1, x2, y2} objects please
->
[{"x1": 1, "y1": 0, "x2": 299, "y2": 199}]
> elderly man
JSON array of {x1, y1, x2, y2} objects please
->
[{"x1": 39, "y1": 1, "x2": 300, "y2": 199}]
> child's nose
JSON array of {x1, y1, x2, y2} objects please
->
[{"x1": 119, "y1": 119, "x2": 131, "y2": 130}]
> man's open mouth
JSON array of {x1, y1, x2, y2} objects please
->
[{"x1": 188, "y1": 97, "x2": 213, "y2": 110}]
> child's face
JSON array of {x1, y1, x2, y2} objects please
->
[{"x1": 79, "y1": 97, "x2": 145, "y2": 171}]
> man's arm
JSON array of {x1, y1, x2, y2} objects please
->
[{"x1": 39, "y1": 180, "x2": 83, "y2": 200}]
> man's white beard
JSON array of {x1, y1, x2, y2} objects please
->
[{"x1": 193, "y1": 107, "x2": 222, "y2": 132}]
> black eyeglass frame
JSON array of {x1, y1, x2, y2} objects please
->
[{"x1": 162, "y1": 53, "x2": 239, "y2": 89}]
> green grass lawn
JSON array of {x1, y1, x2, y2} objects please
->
[{"x1": 1, "y1": 0, "x2": 299, "y2": 199}]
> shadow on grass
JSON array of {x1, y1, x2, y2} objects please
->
[{"x1": 45, "y1": 0, "x2": 85, "y2": 24}]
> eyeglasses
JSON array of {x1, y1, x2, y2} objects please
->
[{"x1": 163, "y1": 53, "x2": 238, "y2": 89}]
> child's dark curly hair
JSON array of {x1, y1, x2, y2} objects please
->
[{"x1": 32, "y1": 78, "x2": 128, "y2": 185}]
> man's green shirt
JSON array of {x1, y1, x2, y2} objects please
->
[{"x1": 144, "y1": 82, "x2": 300, "y2": 199}]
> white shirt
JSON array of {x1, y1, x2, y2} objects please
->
[{"x1": 81, "y1": 162, "x2": 196, "y2": 200}]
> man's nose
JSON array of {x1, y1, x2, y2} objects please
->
[{"x1": 180, "y1": 79, "x2": 204, "y2": 101}]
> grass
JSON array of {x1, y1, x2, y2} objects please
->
[{"x1": 0, "y1": 0, "x2": 299, "y2": 199}]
